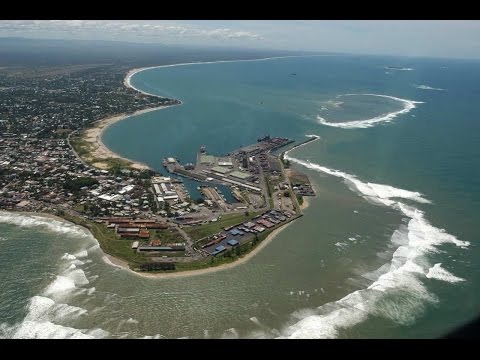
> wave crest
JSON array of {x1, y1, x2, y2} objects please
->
[
  {"x1": 279, "y1": 140, "x2": 469, "y2": 338},
  {"x1": 317, "y1": 94, "x2": 422, "y2": 129}
]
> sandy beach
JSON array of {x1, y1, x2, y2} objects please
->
[
  {"x1": 75, "y1": 66, "x2": 184, "y2": 171},
  {"x1": 2, "y1": 182, "x2": 310, "y2": 280},
  {"x1": 110, "y1": 218, "x2": 299, "y2": 279},
  {"x1": 124, "y1": 67, "x2": 156, "y2": 95},
  {"x1": 103, "y1": 198, "x2": 311, "y2": 279},
  {"x1": 15, "y1": 63, "x2": 314, "y2": 279},
  {"x1": 81, "y1": 107, "x2": 172, "y2": 170},
  {"x1": 300, "y1": 195, "x2": 310, "y2": 210}
]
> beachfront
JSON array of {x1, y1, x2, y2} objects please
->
[{"x1": 30, "y1": 64, "x2": 316, "y2": 278}]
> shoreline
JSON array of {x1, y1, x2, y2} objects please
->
[
  {"x1": 123, "y1": 54, "x2": 333, "y2": 97},
  {"x1": 300, "y1": 195, "x2": 310, "y2": 210},
  {"x1": 0, "y1": 210, "x2": 72, "y2": 223},
  {"x1": 80, "y1": 105, "x2": 179, "y2": 171},
  {"x1": 13, "y1": 57, "x2": 317, "y2": 278},
  {"x1": 105, "y1": 211, "x2": 305, "y2": 279},
  {"x1": 0, "y1": 205, "x2": 309, "y2": 279}
]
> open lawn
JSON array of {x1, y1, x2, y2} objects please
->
[
  {"x1": 59, "y1": 212, "x2": 147, "y2": 267},
  {"x1": 185, "y1": 212, "x2": 258, "y2": 241}
]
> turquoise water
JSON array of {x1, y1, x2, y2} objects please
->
[{"x1": 1, "y1": 55, "x2": 479, "y2": 338}]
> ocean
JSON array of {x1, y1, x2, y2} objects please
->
[{"x1": 1, "y1": 55, "x2": 479, "y2": 338}]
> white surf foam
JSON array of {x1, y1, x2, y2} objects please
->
[
  {"x1": 426, "y1": 263, "x2": 466, "y2": 283},
  {"x1": 12, "y1": 320, "x2": 94, "y2": 339},
  {"x1": 415, "y1": 84, "x2": 445, "y2": 91},
  {"x1": 24, "y1": 296, "x2": 56, "y2": 322},
  {"x1": 142, "y1": 334, "x2": 163, "y2": 339},
  {"x1": 0, "y1": 211, "x2": 92, "y2": 239},
  {"x1": 61, "y1": 253, "x2": 77, "y2": 261},
  {"x1": 74, "y1": 250, "x2": 88, "y2": 258},
  {"x1": 126, "y1": 318, "x2": 139, "y2": 325},
  {"x1": 279, "y1": 140, "x2": 469, "y2": 338},
  {"x1": 317, "y1": 94, "x2": 423, "y2": 129},
  {"x1": 285, "y1": 156, "x2": 431, "y2": 207},
  {"x1": 65, "y1": 269, "x2": 90, "y2": 286},
  {"x1": 125, "y1": 54, "x2": 335, "y2": 96},
  {"x1": 1, "y1": 235, "x2": 109, "y2": 339},
  {"x1": 384, "y1": 67, "x2": 414, "y2": 71},
  {"x1": 6, "y1": 294, "x2": 102, "y2": 339},
  {"x1": 221, "y1": 328, "x2": 239, "y2": 339},
  {"x1": 44, "y1": 276, "x2": 76, "y2": 297},
  {"x1": 86, "y1": 287, "x2": 96, "y2": 296}
]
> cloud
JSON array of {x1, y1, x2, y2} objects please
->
[{"x1": 0, "y1": 20, "x2": 263, "y2": 42}]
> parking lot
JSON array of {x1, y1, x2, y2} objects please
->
[{"x1": 203, "y1": 209, "x2": 296, "y2": 255}]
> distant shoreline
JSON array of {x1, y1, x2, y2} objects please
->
[
  {"x1": 99, "y1": 56, "x2": 323, "y2": 170},
  {"x1": 123, "y1": 54, "x2": 333, "y2": 97}
]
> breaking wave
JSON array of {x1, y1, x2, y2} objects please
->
[
  {"x1": 384, "y1": 67, "x2": 414, "y2": 71},
  {"x1": 0, "y1": 211, "x2": 91, "y2": 239},
  {"x1": 426, "y1": 263, "x2": 465, "y2": 283},
  {"x1": 414, "y1": 84, "x2": 445, "y2": 91},
  {"x1": 317, "y1": 94, "x2": 422, "y2": 129},
  {"x1": 0, "y1": 237, "x2": 108, "y2": 339},
  {"x1": 280, "y1": 137, "x2": 469, "y2": 338}
]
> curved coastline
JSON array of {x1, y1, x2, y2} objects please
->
[
  {"x1": 123, "y1": 54, "x2": 335, "y2": 97},
  {"x1": 62, "y1": 56, "x2": 319, "y2": 277},
  {"x1": 105, "y1": 218, "x2": 301, "y2": 279},
  {"x1": 84, "y1": 106, "x2": 178, "y2": 171},
  {"x1": 1, "y1": 203, "x2": 308, "y2": 279},
  {"x1": 107, "y1": 55, "x2": 327, "y2": 168}
]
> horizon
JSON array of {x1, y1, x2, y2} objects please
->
[
  {"x1": 1, "y1": 20, "x2": 480, "y2": 60},
  {"x1": 1, "y1": 35, "x2": 480, "y2": 63}
]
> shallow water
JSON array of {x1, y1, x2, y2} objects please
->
[{"x1": 1, "y1": 55, "x2": 479, "y2": 338}]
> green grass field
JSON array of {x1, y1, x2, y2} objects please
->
[
  {"x1": 56, "y1": 210, "x2": 290, "y2": 274},
  {"x1": 59, "y1": 212, "x2": 147, "y2": 267},
  {"x1": 185, "y1": 212, "x2": 258, "y2": 241}
]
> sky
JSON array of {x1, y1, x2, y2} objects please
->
[{"x1": 1, "y1": 20, "x2": 480, "y2": 59}]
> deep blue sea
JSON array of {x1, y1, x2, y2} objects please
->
[{"x1": 1, "y1": 55, "x2": 479, "y2": 338}]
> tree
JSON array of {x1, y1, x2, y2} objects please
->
[
  {"x1": 244, "y1": 211, "x2": 250, "y2": 217},
  {"x1": 164, "y1": 201, "x2": 172, "y2": 217},
  {"x1": 63, "y1": 176, "x2": 98, "y2": 193}
]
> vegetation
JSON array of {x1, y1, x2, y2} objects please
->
[
  {"x1": 164, "y1": 201, "x2": 172, "y2": 217},
  {"x1": 280, "y1": 152, "x2": 290, "y2": 168},
  {"x1": 176, "y1": 228, "x2": 274, "y2": 272},
  {"x1": 69, "y1": 135, "x2": 94, "y2": 158},
  {"x1": 70, "y1": 134, "x2": 138, "y2": 172},
  {"x1": 264, "y1": 175, "x2": 274, "y2": 208},
  {"x1": 63, "y1": 176, "x2": 98, "y2": 193},
  {"x1": 186, "y1": 212, "x2": 258, "y2": 241},
  {"x1": 153, "y1": 228, "x2": 184, "y2": 244},
  {"x1": 57, "y1": 212, "x2": 147, "y2": 267},
  {"x1": 52, "y1": 210, "x2": 292, "y2": 274},
  {"x1": 297, "y1": 195, "x2": 304, "y2": 206}
]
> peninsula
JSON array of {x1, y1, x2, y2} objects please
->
[{"x1": 0, "y1": 63, "x2": 315, "y2": 275}]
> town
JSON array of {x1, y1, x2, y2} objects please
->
[{"x1": 0, "y1": 64, "x2": 315, "y2": 273}]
